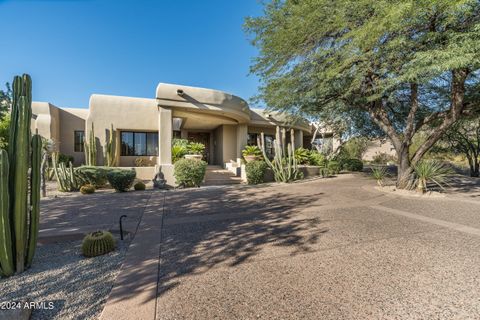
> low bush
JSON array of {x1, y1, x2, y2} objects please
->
[
  {"x1": 80, "y1": 184, "x2": 95, "y2": 194},
  {"x1": 58, "y1": 153, "x2": 74, "y2": 165},
  {"x1": 246, "y1": 160, "x2": 267, "y2": 184},
  {"x1": 294, "y1": 147, "x2": 310, "y2": 164},
  {"x1": 308, "y1": 151, "x2": 327, "y2": 166},
  {"x1": 372, "y1": 152, "x2": 397, "y2": 165},
  {"x1": 106, "y1": 169, "x2": 136, "y2": 192},
  {"x1": 134, "y1": 157, "x2": 154, "y2": 167},
  {"x1": 327, "y1": 160, "x2": 341, "y2": 175},
  {"x1": 75, "y1": 166, "x2": 111, "y2": 188},
  {"x1": 343, "y1": 159, "x2": 364, "y2": 172},
  {"x1": 174, "y1": 158, "x2": 207, "y2": 187},
  {"x1": 134, "y1": 181, "x2": 146, "y2": 191}
]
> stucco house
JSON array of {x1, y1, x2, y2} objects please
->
[{"x1": 31, "y1": 83, "x2": 312, "y2": 184}]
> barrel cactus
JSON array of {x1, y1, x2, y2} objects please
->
[
  {"x1": 0, "y1": 74, "x2": 41, "y2": 276},
  {"x1": 82, "y1": 230, "x2": 116, "y2": 257}
]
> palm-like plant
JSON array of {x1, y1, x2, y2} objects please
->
[
  {"x1": 242, "y1": 145, "x2": 262, "y2": 157},
  {"x1": 294, "y1": 147, "x2": 310, "y2": 164},
  {"x1": 413, "y1": 160, "x2": 454, "y2": 193},
  {"x1": 371, "y1": 166, "x2": 388, "y2": 187},
  {"x1": 188, "y1": 142, "x2": 205, "y2": 155}
]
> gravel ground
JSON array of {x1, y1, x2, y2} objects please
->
[{"x1": 0, "y1": 239, "x2": 129, "y2": 320}]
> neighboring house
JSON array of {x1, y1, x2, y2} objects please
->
[
  {"x1": 362, "y1": 139, "x2": 397, "y2": 161},
  {"x1": 31, "y1": 83, "x2": 312, "y2": 184}
]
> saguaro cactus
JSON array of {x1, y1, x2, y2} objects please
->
[
  {"x1": 84, "y1": 122, "x2": 97, "y2": 166},
  {"x1": 258, "y1": 126, "x2": 301, "y2": 183},
  {"x1": 0, "y1": 74, "x2": 41, "y2": 276},
  {"x1": 103, "y1": 124, "x2": 117, "y2": 167}
]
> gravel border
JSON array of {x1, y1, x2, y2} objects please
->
[{"x1": 0, "y1": 239, "x2": 129, "y2": 320}]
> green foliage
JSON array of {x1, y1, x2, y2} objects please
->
[
  {"x1": 0, "y1": 82, "x2": 11, "y2": 120},
  {"x1": 343, "y1": 159, "x2": 364, "y2": 172},
  {"x1": 75, "y1": 166, "x2": 110, "y2": 188},
  {"x1": 106, "y1": 169, "x2": 136, "y2": 192},
  {"x1": 327, "y1": 161, "x2": 341, "y2": 175},
  {"x1": 82, "y1": 230, "x2": 115, "y2": 258},
  {"x1": 259, "y1": 126, "x2": 301, "y2": 182},
  {"x1": 173, "y1": 138, "x2": 189, "y2": 148},
  {"x1": 246, "y1": 160, "x2": 267, "y2": 185},
  {"x1": 172, "y1": 145, "x2": 187, "y2": 163},
  {"x1": 0, "y1": 74, "x2": 41, "y2": 276},
  {"x1": 308, "y1": 151, "x2": 326, "y2": 167},
  {"x1": 52, "y1": 152, "x2": 80, "y2": 192},
  {"x1": 371, "y1": 166, "x2": 388, "y2": 187},
  {"x1": 0, "y1": 114, "x2": 10, "y2": 150},
  {"x1": 341, "y1": 138, "x2": 369, "y2": 160},
  {"x1": 58, "y1": 153, "x2": 74, "y2": 165},
  {"x1": 245, "y1": 0, "x2": 480, "y2": 187},
  {"x1": 441, "y1": 117, "x2": 480, "y2": 177},
  {"x1": 188, "y1": 142, "x2": 205, "y2": 155},
  {"x1": 319, "y1": 166, "x2": 329, "y2": 178},
  {"x1": 80, "y1": 184, "x2": 95, "y2": 194},
  {"x1": 174, "y1": 158, "x2": 207, "y2": 187},
  {"x1": 413, "y1": 160, "x2": 454, "y2": 192},
  {"x1": 294, "y1": 147, "x2": 310, "y2": 165},
  {"x1": 242, "y1": 145, "x2": 262, "y2": 157},
  {"x1": 134, "y1": 181, "x2": 146, "y2": 191}
]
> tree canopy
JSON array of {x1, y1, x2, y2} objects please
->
[{"x1": 245, "y1": 0, "x2": 480, "y2": 187}]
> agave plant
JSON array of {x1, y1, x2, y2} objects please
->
[
  {"x1": 371, "y1": 166, "x2": 388, "y2": 187},
  {"x1": 413, "y1": 160, "x2": 454, "y2": 193}
]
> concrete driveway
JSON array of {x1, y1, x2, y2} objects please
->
[{"x1": 103, "y1": 173, "x2": 480, "y2": 320}]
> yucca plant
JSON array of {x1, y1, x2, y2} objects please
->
[
  {"x1": 371, "y1": 166, "x2": 388, "y2": 187},
  {"x1": 413, "y1": 160, "x2": 454, "y2": 193}
]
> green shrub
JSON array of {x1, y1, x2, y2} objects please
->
[
  {"x1": 75, "y1": 166, "x2": 111, "y2": 188},
  {"x1": 172, "y1": 145, "x2": 187, "y2": 163},
  {"x1": 343, "y1": 159, "x2": 364, "y2": 172},
  {"x1": 80, "y1": 184, "x2": 95, "y2": 194},
  {"x1": 242, "y1": 145, "x2": 262, "y2": 157},
  {"x1": 294, "y1": 147, "x2": 310, "y2": 164},
  {"x1": 106, "y1": 169, "x2": 136, "y2": 192},
  {"x1": 134, "y1": 157, "x2": 154, "y2": 167},
  {"x1": 82, "y1": 230, "x2": 115, "y2": 257},
  {"x1": 246, "y1": 160, "x2": 267, "y2": 184},
  {"x1": 371, "y1": 166, "x2": 388, "y2": 186},
  {"x1": 372, "y1": 152, "x2": 397, "y2": 165},
  {"x1": 414, "y1": 160, "x2": 454, "y2": 192},
  {"x1": 327, "y1": 160, "x2": 341, "y2": 175},
  {"x1": 58, "y1": 153, "x2": 74, "y2": 165},
  {"x1": 308, "y1": 151, "x2": 326, "y2": 166},
  {"x1": 134, "y1": 181, "x2": 146, "y2": 191},
  {"x1": 188, "y1": 142, "x2": 205, "y2": 155},
  {"x1": 174, "y1": 158, "x2": 207, "y2": 187}
]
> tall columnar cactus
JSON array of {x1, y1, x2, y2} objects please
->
[
  {"x1": 258, "y1": 126, "x2": 301, "y2": 183},
  {"x1": 52, "y1": 152, "x2": 79, "y2": 192},
  {"x1": 84, "y1": 122, "x2": 97, "y2": 166},
  {"x1": 103, "y1": 124, "x2": 117, "y2": 167},
  {"x1": 0, "y1": 74, "x2": 41, "y2": 276}
]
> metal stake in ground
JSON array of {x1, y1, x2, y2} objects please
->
[{"x1": 119, "y1": 215, "x2": 127, "y2": 240}]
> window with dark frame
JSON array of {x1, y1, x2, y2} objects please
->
[
  {"x1": 121, "y1": 131, "x2": 158, "y2": 156},
  {"x1": 74, "y1": 131, "x2": 85, "y2": 152}
]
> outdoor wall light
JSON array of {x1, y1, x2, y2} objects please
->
[{"x1": 177, "y1": 89, "x2": 184, "y2": 96}]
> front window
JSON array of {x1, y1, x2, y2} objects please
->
[
  {"x1": 121, "y1": 131, "x2": 158, "y2": 156},
  {"x1": 74, "y1": 131, "x2": 84, "y2": 152},
  {"x1": 248, "y1": 133, "x2": 274, "y2": 158}
]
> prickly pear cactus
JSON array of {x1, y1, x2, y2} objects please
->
[{"x1": 81, "y1": 230, "x2": 116, "y2": 257}]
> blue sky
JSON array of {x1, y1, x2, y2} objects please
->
[{"x1": 0, "y1": 0, "x2": 263, "y2": 108}]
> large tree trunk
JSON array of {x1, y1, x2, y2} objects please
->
[
  {"x1": 468, "y1": 156, "x2": 480, "y2": 177},
  {"x1": 396, "y1": 146, "x2": 413, "y2": 188}
]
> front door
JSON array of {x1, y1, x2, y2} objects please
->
[{"x1": 188, "y1": 132, "x2": 210, "y2": 163}]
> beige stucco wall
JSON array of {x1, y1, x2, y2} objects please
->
[
  {"x1": 58, "y1": 108, "x2": 88, "y2": 165},
  {"x1": 31, "y1": 102, "x2": 61, "y2": 149},
  {"x1": 363, "y1": 139, "x2": 396, "y2": 161},
  {"x1": 87, "y1": 94, "x2": 158, "y2": 166}
]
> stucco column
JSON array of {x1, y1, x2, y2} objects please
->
[
  {"x1": 158, "y1": 106, "x2": 172, "y2": 165},
  {"x1": 294, "y1": 129, "x2": 303, "y2": 149},
  {"x1": 236, "y1": 124, "x2": 248, "y2": 164}
]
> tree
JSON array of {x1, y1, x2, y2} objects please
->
[
  {"x1": 245, "y1": 0, "x2": 480, "y2": 188},
  {"x1": 442, "y1": 117, "x2": 480, "y2": 177},
  {"x1": 0, "y1": 82, "x2": 12, "y2": 120}
]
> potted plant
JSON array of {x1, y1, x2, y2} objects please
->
[
  {"x1": 185, "y1": 142, "x2": 205, "y2": 160},
  {"x1": 242, "y1": 145, "x2": 262, "y2": 162}
]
